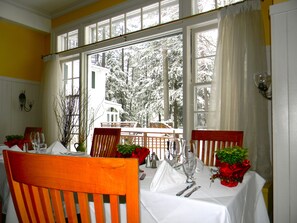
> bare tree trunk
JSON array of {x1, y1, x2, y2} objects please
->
[{"x1": 163, "y1": 48, "x2": 169, "y2": 121}]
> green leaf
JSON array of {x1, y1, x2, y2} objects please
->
[{"x1": 216, "y1": 146, "x2": 248, "y2": 164}]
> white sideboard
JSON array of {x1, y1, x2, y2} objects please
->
[{"x1": 270, "y1": 1, "x2": 297, "y2": 223}]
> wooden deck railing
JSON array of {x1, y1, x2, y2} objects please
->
[{"x1": 120, "y1": 127, "x2": 183, "y2": 159}]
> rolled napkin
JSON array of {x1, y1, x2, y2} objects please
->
[
  {"x1": 47, "y1": 141, "x2": 68, "y2": 154},
  {"x1": 150, "y1": 160, "x2": 186, "y2": 192}
]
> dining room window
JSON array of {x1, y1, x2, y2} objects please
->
[
  {"x1": 87, "y1": 33, "x2": 183, "y2": 129},
  {"x1": 192, "y1": 25, "x2": 218, "y2": 129},
  {"x1": 84, "y1": 0, "x2": 179, "y2": 44}
]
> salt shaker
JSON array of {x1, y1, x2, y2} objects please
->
[
  {"x1": 145, "y1": 153, "x2": 151, "y2": 168},
  {"x1": 151, "y1": 152, "x2": 157, "y2": 168}
]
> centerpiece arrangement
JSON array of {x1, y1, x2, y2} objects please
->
[
  {"x1": 116, "y1": 143, "x2": 150, "y2": 165},
  {"x1": 211, "y1": 146, "x2": 251, "y2": 187},
  {"x1": 4, "y1": 135, "x2": 29, "y2": 149}
]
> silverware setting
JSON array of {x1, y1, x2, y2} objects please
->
[
  {"x1": 139, "y1": 173, "x2": 146, "y2": 180},
  {"x1": 184, "y1": 186, "x2": 201, "y2": 198},
  {"x1": 176, "y1": 181, "x2": 196, "y2": 196}
]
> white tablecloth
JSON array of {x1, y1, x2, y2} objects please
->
[
  {"x1": 1, "y1": 151, "x2": 269, "y2": 223},
  {"x1": 137, "y1": 166, "x2": 269, "y2": 223}
]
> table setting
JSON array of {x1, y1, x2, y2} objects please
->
[{"x1": 1, "y1": 138, "x2": 270, "y2": 223}]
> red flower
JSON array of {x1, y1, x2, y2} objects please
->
[{"x1": 116, "y1": 147, "x2": 150, "y2": 165}]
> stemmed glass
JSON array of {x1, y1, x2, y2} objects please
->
[
  {"x1": 182, "y1": 152, "x2": 197, "y2": 183},
  {"x1": 30, "y1": 132, "x2": 39, "y2": 151},
  {"x1": 30, "y1": 132, "x2": 47, "y2": 153},
  {"x1": 166, "y1": 138, "x2": 182, "y2": 167},
  {"x1": 182, "y1": 140, "x2": 197, "y2": 183}
]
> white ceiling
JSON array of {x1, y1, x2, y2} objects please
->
[{"x1": 2, "y1": 0, "x2": 98, "y2": 18}]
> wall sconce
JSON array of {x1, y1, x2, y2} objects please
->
[
  {"x1": 19, "y1": 91, "x2": 33, "y2": 112},
  {"x1": 254, "y1": 73, "x2": 272, "y2": 100}
]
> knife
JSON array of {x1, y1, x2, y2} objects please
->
[
  {"x1": 184, "y1": 186, "x2": 201, "y2": 198},
  {"x1": 139, "y1": 173, "x2": 146, "y2": 180},
  {"x1": 176, "y1": 181, "x2": 196, "y2": 196}
]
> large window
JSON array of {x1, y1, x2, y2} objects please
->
[
  {"x1": 87, "y1": 34, "x2": 183, "y2": 130},
  {"x1": 84, "y1": 0, "x2": 179, "y2": 44},
  {"x1": 192, "y1": 25, "x2": 218, "y2": 129}
]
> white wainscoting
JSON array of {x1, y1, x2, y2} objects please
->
[{"x1": 0, "y1": 76, "x2": 41, "y2": 143}]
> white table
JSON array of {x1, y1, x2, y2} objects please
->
[
  {"x1": 1, "y1": 151, "x2": 269, "y2": 223},
  {"x1": 136, "y1": 165, "x2": 269, "y2": 223}
]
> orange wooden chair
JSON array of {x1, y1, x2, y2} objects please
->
[
  {"x1": 191, "y1": 130, "x2": 244, "y2": 166},
  {"x1": 3, "y1": 150, "x2": 140, "y2": 223},
  {"x1": 23, "y1": 127, "x2": 43, "y2": 150},
  {"x1": 90, "y1": 128, "x2": 121, "y2": 157}
]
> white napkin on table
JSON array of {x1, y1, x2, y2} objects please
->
[
  {"x1": 47, "y1": 141, "x2": 68, "y2": 154},
  {"x1": 150, "y1": 160, "x2": 186, "y2": 192},
  {"x1": 0, "y1": 145, "x2": 22, "y2": 153}
]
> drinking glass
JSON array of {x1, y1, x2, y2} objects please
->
[
  {"x1": 38, "y1": 133, "x2": 47, "y2": 153},
  {"x1": 166, "y1": 138, "x2": 182, "y2": 167},
  {"x1": 182, "y1": 151, "x2": 197, "y2": 183},
  {"x1": 30, "y1": 132, "x2": 38, "y2": 151}
]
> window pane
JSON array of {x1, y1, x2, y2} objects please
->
[
  {"x1": 57, "y1": 33, "x2": 67, "y2": 52},
  {"x1": 194, "y1": 0, "x2": 216, "y2": 14},
  {"x1": 73, "y1": 60, "x2": 80, "y2": 78},
  {"x1": 195, "y1": 29, "x2": 217, "y2": 58},
  {"x1": 111, "y1": 14, "x2": 125, "y2": 37},
  {"x1": 98, "y1": 19, "x2": 110, "y2": 41},
  {"x1": 161, "y1": 0, "x2": 179, "y2": 24},
  {"x1": 65, "y1": 79, "x2": 73, "y2": 96},
  {"x1": 68, "y1": 30, "x2": 78, "y2": 49},
  {"x1": 194, "y1": 113, "x2": 207, "y2": 129},
  {"x1": 85, "y1": 23, "x2": 97, "y2": 44},
  {"x1": 143, "y1": 3, "x2": 159, "y2": 29},
  {"x1": 196, "y1": 57, "x2": 215, "y2": 83},
  {"x1": 194, "y1": 86, "x2": 210, "y2": 111},
  {"x1": 126, "y1": 9, "x2": 141, "y2": 33},
  {"x1": 217, "y1": 0, "x2": 243, "y2": 8}
]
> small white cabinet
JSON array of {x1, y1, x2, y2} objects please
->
[{"x1": 270, "y1": 1, "x2": 297, "y2": 223}]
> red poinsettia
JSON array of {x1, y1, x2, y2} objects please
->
[
  {"x1": 211, "y1": 146, "x2": 251, "y2": 187},
  {"x1": 116, "y1": 144, "x2": 150, "y2": 165}
]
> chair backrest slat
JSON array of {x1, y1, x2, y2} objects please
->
[
  {"x1": 192, "y1": 130, "x2": 244, "y2": 166},
  {"x1": 90, "y1": 128, "x2": 121, "y2": 157},
  {"x1": 3, "y1": 151, "x2": 140, "y2": 223}
]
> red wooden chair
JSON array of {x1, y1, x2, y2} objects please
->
[
  {"x1": 90, "y1": 128, "x2": 121, "y2": 157},
  {"x1": 191, "y1": 130, "x2": 244, "y2": 166},
  {"x1": 3, "y1": 150, "x2": 140, "y2": 223}
]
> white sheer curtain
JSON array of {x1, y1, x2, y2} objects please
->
[
  {"x1": 208, "y1": 0, "x2": 272, "y2": 180},
  {"x1": 41, "y1": 55, "x2": 62, "y2": 145}
]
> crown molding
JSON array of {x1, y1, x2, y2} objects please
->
[{"x1": 0, "y1": 1, "x2": 51, "y2": 32}]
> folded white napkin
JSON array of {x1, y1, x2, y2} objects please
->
[
  {"x1": 150, "y1": 160, "x2": 186, "y2": 192},
  {"x1": 47, "y1": 141, "x2": 68, "y2": 154},
  {"x1": 0, "y1": 145, "x2": 22, "y2": 153}
]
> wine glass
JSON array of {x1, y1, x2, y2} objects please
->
[
  {"x1": 38, "y1": 133, "x2": 47, "y2": 153},
  {"x1": 166, "y1": 138, "x2": 182, "y2": 167},
  {"x1": 30, "y1": 132, "x2": 38, "y2": 151},
  {"x1": 182, "y1": 151, "x2": 197, "y2": 183}
]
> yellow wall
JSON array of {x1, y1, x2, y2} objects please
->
[
  {"x1": 0, "y1": 20, "x2": 50, "y2": 81},
  {"x1": 52, "y1": 0, "x2": 125, "y2": 28}
]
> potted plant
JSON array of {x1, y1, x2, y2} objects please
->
[
  {"x1": 211, "y1": 146, "x2": 251, "y2": 187},
  {"x1": 116, "y1": 141, "x2": 150, "y2": 165}
]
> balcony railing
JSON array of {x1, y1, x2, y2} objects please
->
[{"x1": 120, "y1": 127, "x2": 183, "y2": 159}]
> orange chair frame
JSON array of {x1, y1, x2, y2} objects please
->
[{"x1": 3, "y1": 151, "x2": 140, "y2": 223}]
